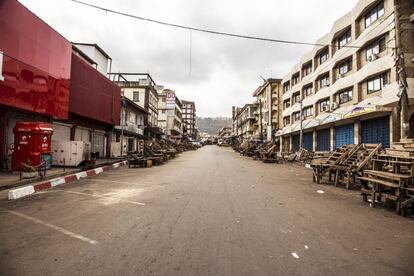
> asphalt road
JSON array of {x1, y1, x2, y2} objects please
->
[{"x1": 0, "y1": 146, "x2": 413, "y2": 276}]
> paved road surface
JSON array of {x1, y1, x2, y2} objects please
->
[{"x1": 1, "y1": 146, "x2": 413, "y2": 275}]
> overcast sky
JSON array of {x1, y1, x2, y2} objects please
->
[{"x1": 20, "y1": 0, "x2": 358, "y2": 117}]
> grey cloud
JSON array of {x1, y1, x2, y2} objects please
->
[{"x1": 20, "y1": 0, "x2": 358, "y2": 117}]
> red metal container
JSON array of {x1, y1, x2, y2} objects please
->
[{"x1": 12, "y1": 122, "x2": 53, "y2": 171}]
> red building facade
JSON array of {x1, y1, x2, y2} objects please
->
[
  {"x1": 0, "y1": 0, "x2": 121, "y2": 168},
  {"x1": 69, "y1": 53, "x2": 120, "y2": 126},
  {"x1": 0, "y1": 0, "x2": 71, "y2": 119},
  {"x1": 0, "y1": 0, "x2": 72, "y2": 167}
]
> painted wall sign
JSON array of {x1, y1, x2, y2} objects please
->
[
  {"x1": 0, "y1": 51, "x2": 4, "y2": 81},
  {"x1": 166, "y1": 91, "x2": 176, "y2": 108},
  {"x1": 343, "y1": 106, "x2": 375, "y2": 119}
]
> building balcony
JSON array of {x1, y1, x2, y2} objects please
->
[{"x1": 115, "y1": 124, "x2": 144, "y2": 135}]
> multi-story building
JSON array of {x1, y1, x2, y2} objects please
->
[
  {"x1": 158, "y1": 89, "x2": 183, "y2": 140},
  {"x1": 217, "y1": 126, "x2": 232, "y2": 139},
  {"x1": 252, "y1": 78, "x2": 283, "y2": 141},
  {"x1": 181, "y1": 100, "x2": 197, "y2": 139},
  {"x1": 235, "y1": 104, "x2": 257, "y2": 140},
  {"x1": 279, "y1": 0, "x2": 414, "y2": 153},
  {"x1": 111, "y1": 73, "x2": 162, "y2": 139},
  {"x1": 231, "y1": 106, "x2": 240, "y2": 137},
  {"x1": 111, "y1": 96, "x2": 147, "y2": 157}
]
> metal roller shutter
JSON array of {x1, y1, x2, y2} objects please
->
[
  {"x1": 75, "y1": 127, "x2": 90, "y2": 143},
  {"x1": 303, "y1": 132, "x2": 313, "y2": 151},
  {"x1": 282, "y1": 137, "x2": 290, "y2": 152},
  {"x1": 92, "y1": 132, "x2": 105, "y2": 158},
  {"x1": 361, "y1": 116, "x2": 390, "y2": 148},
  {"x1": 292, "y1": 135, "x2": 300, "y2": 152},
  {"x1": 52, "y1": 122, "x2": 71, "y2": 142},
  {"x1": 335, "y1": 124, "x2": 354, "y2": 148},
  {"x1": 317, "y1": 128, "x2": 330, "y2": 151}
]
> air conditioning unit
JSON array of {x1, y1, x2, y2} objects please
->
[
  {"x1": 331, "y1": 102, "x2": 339, "y2": 110},
  {"x1": 368, "y1": 54, "x2": 379, "y2": 62}
]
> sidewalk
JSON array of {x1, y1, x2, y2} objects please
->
[
  {"x1": 5, "y1": 160, "x2": 128, "y2": 200},
  {"x1": 0, "y1": 158, "x2": 125, "y2": 192}
]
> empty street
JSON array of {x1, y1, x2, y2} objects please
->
[{"x1": 1, "y1": 146, "x2": 413, "y2": 276}]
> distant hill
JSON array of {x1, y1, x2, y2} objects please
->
[{"x1": 196, "y1": 117, "x2": 232, "y2": 135}]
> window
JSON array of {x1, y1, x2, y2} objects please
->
[
  {"x1": 283, "y1": 82, "x2": 290, "y2": 93},
  {"x1": 365, "y1": 1, "x2": 384, "y2": 28},
  {"x1": 303, "y1": 106, "x2": 313, "y2": 118},
  {"x1": 365, "y1": 37, "x2": 386, "y2": 60},
  {"x1": 367, "y1": 73, "x2": 388, "y2": 93},
  {"x1": 292, "y1": 92, "x2": 300, "y2": 104},
  {"x1": 319, "y1": 49, "x2": 329, "y2": 64},
  {"x1": 304, "y1": 85, "x2": 313, "y2": 97},
  {"x1": 338, "y1": 89, "x2": 353, "y2": 104},
  {"x1": 319, "y1": 75, "x2": 330, "y2": 88},
  {"x1": 292, "y1": 74, "x2": 300, "y2": 85},
  {"x1": 303, "y1": 63, "x2": 312, "y2": 76},
  {"x1": 338, "y1": 29, "x2": 351, "y2": 49},
  {"x1": 283, "y1": 99, "x2": 291, "y2": 109},
  {"x1": 319, "y1": 99, "x2": 330, "y2": 112},
  {"x1": 293, "y1": 112, "x2": 300, "y2": 122},
  {"x1": 133, "y1": 91, "x2": 140, "y2": 102},
  {"x1": 283, "y1": 116, "x2": 291, "y2": 126},
  {"x1": 338, "y1": 59, "x2": 352, "y2": 75}
]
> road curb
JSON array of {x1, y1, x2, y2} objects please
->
[{"x1": 8, "y1": 161, "x2": 128, "y2": 200}]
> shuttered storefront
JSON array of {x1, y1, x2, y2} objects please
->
[
  {"x1": 361, "y1": 116, "x2": 390, "y2": 148},
  {"x1": 317, "y1": 128, "x2": 330, "y2": 151},
  {"x1": 92, "y1": 131, "x2": 106, "y2": 158},
  {"x1": 335, "y1": 124, "x2": 354, "y2": 148},
  {"x1": 52, "y1": 122, "x2": 71, "y2": 142},
  {"x1": 74, "y1": 127, "x2": 91, "y2": 143},
  {"x1": 282, "y1": 136, "x2": 290, "y2": 152},
  {"x1": 303, "y1": 132, "x2": 313, "y2": 151},
  {"x1": 292, "y1": 135, "x2": 300, "y2": 152}
]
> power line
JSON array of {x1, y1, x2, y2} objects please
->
[{"x1": 72, "y1": 0, "x2": 365, "y2": 49}]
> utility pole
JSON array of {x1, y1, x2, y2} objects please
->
[
  {"x1": 299, "y1": 99, "x2": 303, "y2": 149},
  {"x1": 120, "y1": 93, "x2": 126, "y2": 156},
  {"x1": 394, "y1": 2, "x2": 410, "y2": 139},
  {"x1": 259, "y1": 99, "x2": 263, "y2": 143}
]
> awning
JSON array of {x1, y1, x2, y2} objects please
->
[{"x1": 278, "y1": 96, "x2": 392, "y2": 136}]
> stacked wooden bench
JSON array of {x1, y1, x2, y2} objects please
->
[
  {"x1": 311, "y1": 144, "x2": 355, "y2": 184},
  {"x1": 332, "y1": 143, "x2": 382, "y2": 189},
  {"x1": 358, "y1": 139, "x2": 414, "y2": 216}
]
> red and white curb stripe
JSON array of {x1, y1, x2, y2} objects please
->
[{"x1": 8, "y1": 161, "x2": 127, "y2": 200}]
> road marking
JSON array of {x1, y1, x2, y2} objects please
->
[
  {"x1": 88, "y1": 179, "x2": 145, "y2": 185},
  {"x1": 62, "y1": 190, "x2": 146, "y2": 206},
  {"x1": 1, "y1": 208, "x2": 97, "y2": 245}
]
